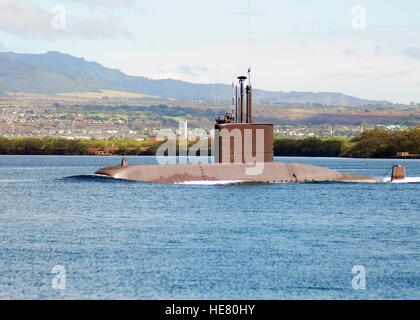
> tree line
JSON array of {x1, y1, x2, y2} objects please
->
[
  {"x1": 274, "y1": 127, "x2": 420, "y2": 158},
  {"x1": 0, "y1": 137, "x2": 162, "y2": 156},
  {"x1": 0, "y1": 127, "x2": 419, "y2": 158}
]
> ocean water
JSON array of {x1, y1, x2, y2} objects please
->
[{"x1": 0, "y1": 155, "x2": 419, "y2": 300}]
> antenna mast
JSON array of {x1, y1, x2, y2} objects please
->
[
  {"x1": 235, "y1": 85, "x2": 239, "y2": 123},
  {"x1": 231, "y1": 82, "x2": 235, "y2": 122},
  {"x1": 248, "y1": 0, "x2": 252, "y2": 71}
]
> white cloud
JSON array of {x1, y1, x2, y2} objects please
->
[
  {"x1": 0, "y1": 0, "x2": 132, "y2": 39},
  {"x1": 64, "y1": 0, "x2": 146, "y2": 12},
  {"x1": 67, "y1": 0, "x2": 137, "y2": 8},
  {"x1": 176, "y1": 65, "x2": 210, "y2": 77},
  {"x1": 72, "y1": 16, "x2": 132, "y2": 39},
  {"x1": 153, "y1": 64, "x2": 217, "y2": 84},
  {"x1": 402, "y1": 47, "x2": 420, "y2": 61},
  {"x1": 343, "y1": 48, "x2": 364, "y2": 59},
  {"x1": 374, "y1": 46, "x2": 384, "y2": 56},
  {"x1": 0, "y1": 0, "x2": 52, "y2": 37}
]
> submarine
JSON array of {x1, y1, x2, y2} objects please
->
[{"x1": 95, "y1": 72, "x2": 382, "y2": 184}]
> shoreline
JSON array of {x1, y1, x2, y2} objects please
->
[
  {"x1": 0, "y1": 153, "x2": 419, "y2": 160},
  {"x1": 1, "y1": 127, "x2": 419, "y2": 159}
]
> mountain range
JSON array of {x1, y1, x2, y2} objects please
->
[{"x1": 0, "y1": 51, "x2": 389, "y2": 106}]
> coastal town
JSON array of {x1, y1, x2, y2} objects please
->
[{"x1": 0, "y1": 103, "x2": 416, "y2": 141}]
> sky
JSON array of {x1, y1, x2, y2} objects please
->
[{"x1": 1, "y1": 0, "x2": 420, "y2": 103}]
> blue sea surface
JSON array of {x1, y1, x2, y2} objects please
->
[{"x1": 0, "y1": 156, "x2": 419, "y2": 299}]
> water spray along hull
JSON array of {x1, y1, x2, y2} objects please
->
[{"x1": 95, "y1": 162, "x2": 379, "y2": 184}]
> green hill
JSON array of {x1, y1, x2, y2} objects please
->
[{"x1": 0, "y1": 51, "x2": 390, "y2": 106}]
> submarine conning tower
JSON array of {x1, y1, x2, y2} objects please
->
[{"x1": 214, "y1": 71, "x2": 274, "y2": 164}]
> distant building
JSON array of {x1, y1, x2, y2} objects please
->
[
  {"x1": 396, "y1": 152, "x2": 410, "y2": 157},
  {"x1": 146, "y1": 136, "x2": 166, "y2": 142},
  {"x1": 87, "y1": 144, "x2": 118, "y2": 156}
]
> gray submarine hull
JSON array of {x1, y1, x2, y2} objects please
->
[{"x1": 95, "y1": 162, "x2": 379, "y2": 184}]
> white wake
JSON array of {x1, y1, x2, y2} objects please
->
[
  {"x1": 176, "y1": 180, "x2": 246, "y2": 185},
  {"x1": 383, "y1": 177, "x2": 420, "y2": 183}
]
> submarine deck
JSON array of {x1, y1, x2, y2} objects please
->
[{"x1": 95, "y1": 162, "x2": 379, "y2": 184}]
